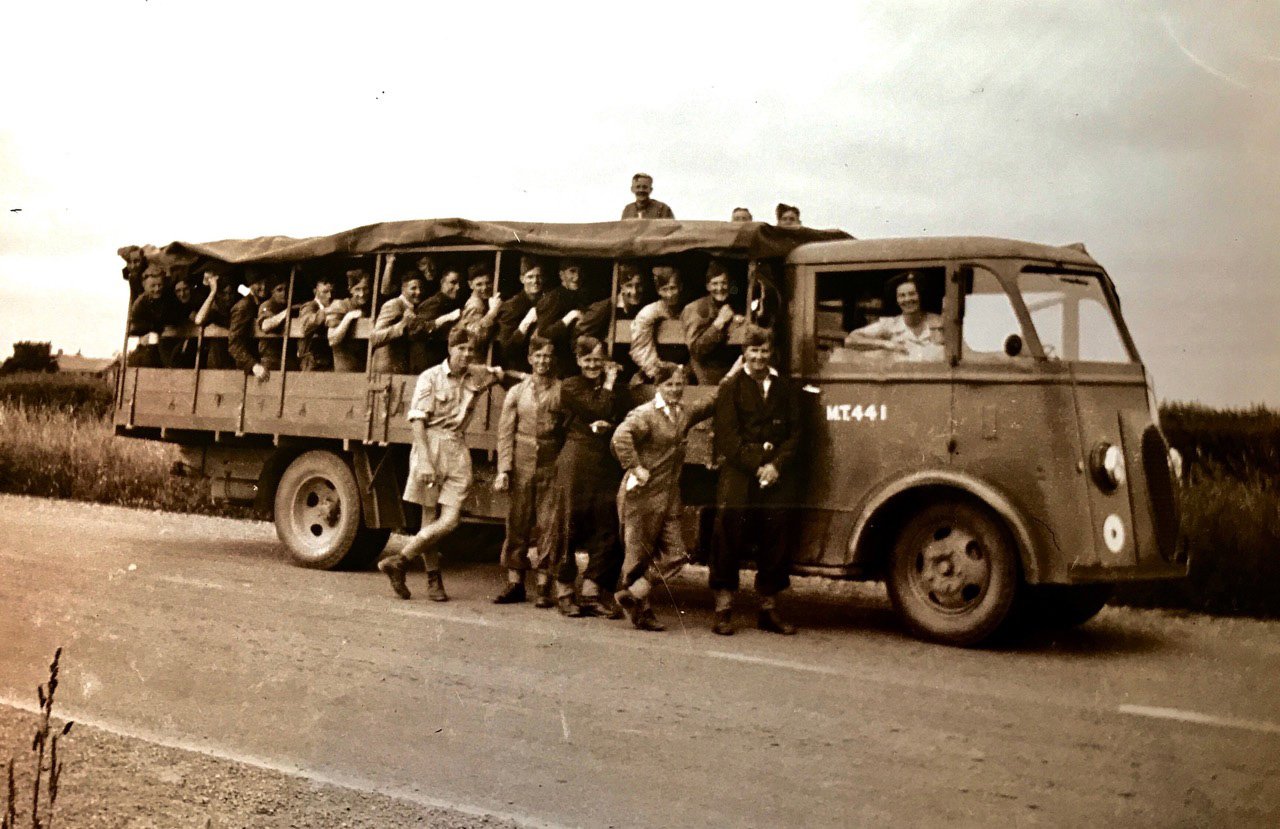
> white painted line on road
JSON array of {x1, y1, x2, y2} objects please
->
[
  {"x1": 703, "y1": 650, "x2": 847, "y2": 677},
  {"x1": 1117, "y1": 704, "x2": 1280, "y2": 736},
  {"x1": 0, "y1": 699, "x2": 574, "y2": 829}
]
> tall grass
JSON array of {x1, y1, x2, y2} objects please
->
[
  {"x1": 0, "y1": 401, "x2": 245, "y2": 517},
  {"x1": 0, "y1": 373, "x2": 114, "y2": 420}
]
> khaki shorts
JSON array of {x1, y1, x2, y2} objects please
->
[{"x1": 403, "y1": 429, "x2": 472, "y2": 509}]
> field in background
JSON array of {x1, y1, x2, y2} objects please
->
[{"x1": 1, "y1": 374, "x2": 1276, "y2": 618}]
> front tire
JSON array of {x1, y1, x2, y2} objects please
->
[
  {"x1": 274, "y1": 450, "x2": 371, "y2": 570},
  {"x1": 887, "y1": 500, "x2": 1020, "y2": 647}
]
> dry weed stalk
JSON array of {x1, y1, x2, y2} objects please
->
[{"x1": 2, "y1": 649, "x2": 73, "y2": 829}]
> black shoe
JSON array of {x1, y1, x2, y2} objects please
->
[
  {"x1": 597, "y1": 593, "x2": 626, "y2": 620},
  {"x1": 614, "y1": 590, "x2": 642, "y2": 626},
  {"x1": 577, "y1": 595, "x2": 605, "y2": 617},
  {"x1": 493, "y1": 582, "x2": 527, "y2": 604},
  {"x1": 533, "y1": 585, "x2": 555, "y2": 609},
  {"x1": 426, "y1": 570, "x2": 449, "y2": 603},
  {"x1": 635, "y1": 608, "x2": 666, "y2": 632},
  {"x1": 377, "y1": 555, "x2": 411, "y2": 600},
  {"x1": 712, "y1": 609, "x2": 735, "y2": 636},
  {"x1": 757, "y1": 608, "x2": 796, "y2": 635},
  {"x1": 557, "y1": 596, "x2": 584, "y2": 618}
]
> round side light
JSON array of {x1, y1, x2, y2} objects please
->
[{"x1": 1090, "y1": 442, "x2": 1127, "y2": 491}]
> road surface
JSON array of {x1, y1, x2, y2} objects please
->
[{"x1": 1, "y1": 495, "x2": 1278, "y2": 827}]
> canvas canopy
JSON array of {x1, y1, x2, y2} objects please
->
[{"x1": 122, "y1": 218, "x2": 853, "y2": 275}]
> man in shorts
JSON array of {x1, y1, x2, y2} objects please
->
[{"x1": 378, "y1": 327, "x2": 520, "y2": 602}]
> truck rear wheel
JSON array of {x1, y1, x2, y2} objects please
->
[
  {"x1": 274, "y1": 450, "x2": 374, "y2": 570},
  {"x1": 887, "y1": 500, "x2": 1020, "y2": 647}
]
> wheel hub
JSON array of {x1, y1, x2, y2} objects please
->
[
  {"x1": 913, "y1": 524, "x2": 991, "y2": 612},
  {"x1": 295, "y1": 477, "x2": 341, "y2": 545}
]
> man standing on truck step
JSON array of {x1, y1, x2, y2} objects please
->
[
  {"x1": 378, "y1": 327, "x2": 522, "y2": 602},
  {"x1": 496, "y1": 256, "x2": 544, "y2": 372},
  {"x1": 621, "y1": 173, "x2": 675, "y2": 220},
  {"x1": 708, "y1": 327, "x2": 802, "y2": 636},
  {"x1": 229, "y1": 268, "x2": 271, "y2": 381}
]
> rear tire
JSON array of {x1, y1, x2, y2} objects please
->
[
  {"x1": 274, "y1": 450, "x2": 372, "y2": 570},
  {"x1": 1025, "y1": 584, "x2": 1113, "y2": 629},
  {"x1": 887, "y1": 500, "x2": 1020, "y2": 647}
]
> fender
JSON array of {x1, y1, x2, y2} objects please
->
[{"x1": 846, "y1": 470, "x2": 1045, "y2": 582}]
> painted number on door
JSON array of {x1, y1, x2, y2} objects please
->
[{"x1": 826, "y1": 404, "x2": 887, "y2": 422}]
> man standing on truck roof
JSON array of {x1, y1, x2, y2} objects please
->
[
  {"x1": 708, "y1": 327, "x2": 802, "y2": 636},
  {"x1": 621, "y1": 173, "x2": 675, "y2": 220},
  {"x1": 378, "y1": 327, "x2": 520, "y2": 602},
  {"x1": 229, "y1": 268, "x2": 271, "y2": 381}
]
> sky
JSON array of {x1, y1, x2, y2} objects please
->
[{"x1": 1, "y1": 1, "x2": 1277, "y2": 406}]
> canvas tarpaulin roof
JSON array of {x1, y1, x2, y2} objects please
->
[{"x1": 127, "y1": 218, "x2": 852, "y2": 272}]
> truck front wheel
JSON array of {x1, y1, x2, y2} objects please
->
[
  {"x1": 887, "y1": 500, "x2": 1020, "y2": 647},
  {"x1": 274, "y1": 450, "x2": 374, "y2": 570}
]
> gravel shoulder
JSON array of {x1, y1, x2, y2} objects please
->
[{"x1": 0, "y1": 705, "x2": 520, "y2": 829}]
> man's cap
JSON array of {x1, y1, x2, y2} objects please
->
[{"x1": 467, "y1": 261, "x2": 493, "y2": 281}]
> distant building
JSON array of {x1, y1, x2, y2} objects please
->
[{"x1": 55, "y1": 350, "x2": 119, "y2": 383}]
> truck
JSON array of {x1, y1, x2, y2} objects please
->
[{"x1": 114, "y1": 218, "x2": 1186, "y2": 645}]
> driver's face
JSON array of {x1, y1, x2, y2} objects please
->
[{"x1": 896, "y1": 282, "x2": 920, "y2": 315}]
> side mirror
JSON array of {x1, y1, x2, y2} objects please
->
[{"x1": 1003, "y1": 333, "x2": 1023, "y2": 357}]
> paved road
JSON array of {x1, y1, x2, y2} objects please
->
[{"x1": 2, "y1": 495, "x2": 1278, "y2": 827}]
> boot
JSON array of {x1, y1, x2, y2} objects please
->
[
  {"x1": 534, "y1": 580, "x2": 554, "y2": 609},
  {"x1": 757, "y1": 607, "x2": 796, "y2": 635},
  {"x1": 426, "y1": 570, "x2": 449, "y2": 602},
  {"x1": 557, "y1": 595, "x2": 584, "y2": 617},
  {"x1": 712, "y1": 608, "x2": 735, "y2": 636},
  {"x1": 613, "y1": 589, "x2": 642, "y2": 626},
  {"x1": 596, "y1": 591, "x2": 626, "y2": 620},
  {"x1": 635, "y1": 606, "x2": 666, "y2": 632},
  {"x1": 377, "y1": 554, "x2": 411, "y2": 600},
  {"x1": 493, "y1": 581, "x2": 527, "y2": 604}
]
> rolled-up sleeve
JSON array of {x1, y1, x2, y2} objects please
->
[{"x1": 407, "y1": 370, "x2": 435, "y2": 422}]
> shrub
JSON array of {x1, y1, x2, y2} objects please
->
[
  {"x1": 1160, "y1": 402, "x2": 1280, "y2": 486},
  {"x1": 0, "y1": 373, "x2": 115, "y2": 420}
]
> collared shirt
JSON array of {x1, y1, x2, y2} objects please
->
[
  {"x1": 847, "y1": 313, "x2": 944, "y2": 361},
  {"x1": 497, "y1": 375, "x2": 562, "y2": 474},
  {"x1": 407, "y1": 359, "x2": 501, "y2": 433},
  {"x1": 652, "y1": 390, "x2": 681, "y2": 423},
  {"x1": 621, "y1": 200, "x2": 675, "y2": 220}
]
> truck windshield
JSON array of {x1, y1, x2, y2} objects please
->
[{"x1": 1018, "y1": 269, "x2": 1133, "y2": 363}]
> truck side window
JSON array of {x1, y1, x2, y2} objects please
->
[
  {"x1": 815, "y1": 268, "x2": 946, "y2": 367},
  {"x1": 961, "y1": 270, "x2": 1027, "y2": 361}
]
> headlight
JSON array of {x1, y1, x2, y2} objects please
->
[
  {"x1": 1168, "y1": 447, "x2": 1183, "y2": 483},
  {"x1": 1090, "y1": 442, "x2": 1127, "y2": 491}
]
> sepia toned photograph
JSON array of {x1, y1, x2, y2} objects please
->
[{"x1": 1, "y1": 2, "x2": 1277, "y2": 826}]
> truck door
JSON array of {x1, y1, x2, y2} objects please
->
[{"x1": 793, "y1": 264, "x2": 953, "y2": 568}]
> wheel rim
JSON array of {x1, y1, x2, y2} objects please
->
[
  {"x1": 906, "y1": 520, "x2": 992, "y2": 615},
  {"x1": 289, "y1": 474, "x2": 344, "y2": 559}
]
